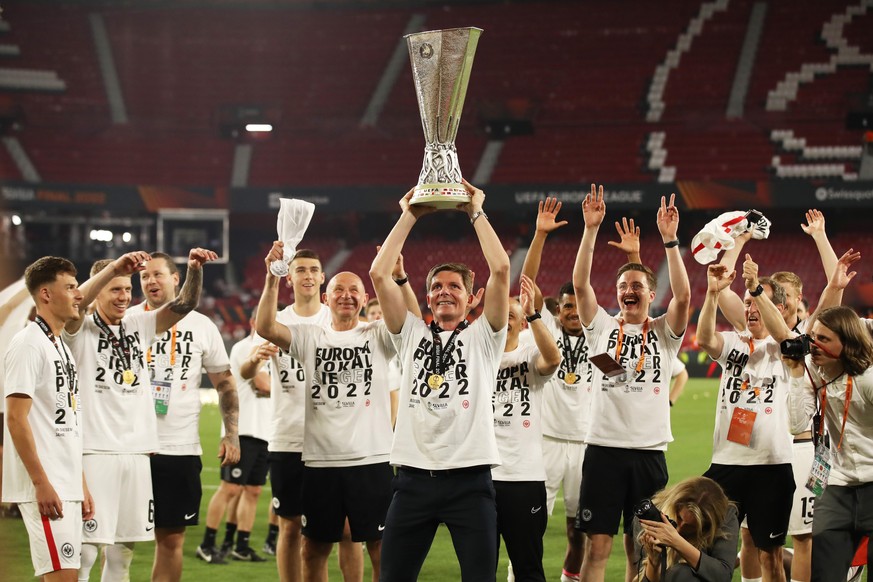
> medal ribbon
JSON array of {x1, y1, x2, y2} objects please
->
[
  {"x1": 92, "y1": 312, "x2": 132, "y2": 374},
  {"x1": 34, "y1": 316, "x2": 76, "y2": 395},
  {"x1": 615, "y1": 319, "x2": 649, "y2": 373},
  {"x1": 430, "y1": 320, "x2": 468, "y2": 376},
  {"x1": 818, "y1": 374, "x2": 852, "y2": 452},
  {"x1": 144, "y1": 304, "x2": 176, "y2": 366},
  {"x1": 561, "y1": 329, "x2": 585, "y2": 375}
]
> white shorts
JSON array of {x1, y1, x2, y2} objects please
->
[
  {"x1": 543, "y1": 436, "x2": 586, "y2": 518},
  {"x1": 788, "y1": 439, "x2": 815, "y2": 535},
  {"x1": 20, "y1": 501, "x2": 83, "y2": 576},
  {"x1": 83, "y1": 454, "x2": 154, "y2": 544}
]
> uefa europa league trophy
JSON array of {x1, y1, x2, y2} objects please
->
[{"x1": 405, "y1": 27, "x2": 482, "y2": 208}]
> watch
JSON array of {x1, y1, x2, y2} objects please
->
[
  {"x1": 663, "y1": 239, "x2": 680, "y2": 248},
  {"x1": 470, "y1": 210, "x2": 488, "y2": 225},
  {"x1": 393, "y1": 276, "x2": 409, "y2": 286},
  {"x1": 749, "y1": 284, "x2": 764, "y2": 297},
  {"x1": 525, "y1": 311, "x2": 542, "y2": 323}
]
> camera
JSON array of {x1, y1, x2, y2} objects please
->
[
  {"x1": 634, "y1": 499, "x2": 677, "y2": 527},
  {"x1": 780, "y1": 334, "x2": 812, "y2": 360}
]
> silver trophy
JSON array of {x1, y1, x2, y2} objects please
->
[{"x1": 405, "y1": 27, "x2": 482, "y2": 209}]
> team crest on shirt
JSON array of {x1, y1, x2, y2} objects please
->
[
  {"x1": 84, "y1": 519, "x2": 98, "y2": 532},
  {"x1": 272, "y1": 498, "x2": 280, "y2": 509},
  {"x1": 61, "y1": 543, "x2": 75, "y2": 558},
  {"x1": 301, "y1": 515, "x2": 307, "y2": 527}
]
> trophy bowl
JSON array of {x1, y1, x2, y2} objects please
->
[{"x1": 405, "y1": 27, "x2": 483, "y2": 209}]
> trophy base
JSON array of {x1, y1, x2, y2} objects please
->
[{"x1": 411, "y1": 183, "x2": 470, "y2": 209}]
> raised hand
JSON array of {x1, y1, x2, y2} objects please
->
[
  {"x1": 519, "y1": 274, "x2": 535, "y2": 317},
  {"x1": 459, "y1": 178, "x2": 486, "y2": 218},
  {"x1": 707, "y1": 264, "x2": 736, "y2": 293},
  {"x1": 640, "y1": 514, "x2": 685, "y2": 550},
  {"x1": 830, "y1": 248, "x2": 861, "y2": 290},
  {"x1": 801, "y1": 209, "x2": 826, "y2": 237},
  {"x1": 264, "y1": 241, "x2": 285, "y2": 271},
  {"x1": 607, "y1": 217, "x2": 641, "y2": 256},
  {"x1": 188, "y1": 247, "x2": 218, "y2": 270},
  {"x1": 113, "y1": 251, "x2": 152, "y2": 276},
  {"x1": 742, "y1": 253, "x2": 760, "y2": 291},
  {"x1": 656, "y1": 193, "x2": 679, "y2": 241},
  {"x1": 582, "y1": 183, "x2": 606, "y2": 228},
  {"x1": 535, "y1": 197, "x2": 568, "y2": 234},
  {"x1": 399, "y1": 187, "x2": 436, "y2": 220}
]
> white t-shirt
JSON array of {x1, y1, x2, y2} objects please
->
[
  {"x1": 391, "y1": 311, "x2": 506, "y2": 469},
  {"x1": 789, "y1": 360, "x2": 873, "y2": 487},
  {"x1": 672, "y1": 357, "x2": 686, "y2": 378},
  {"x1": 64, "y1": 311, "x2": 158, "y2": 454},
  {"x1": 128, "y1": 304, "x2": 230, "y2": 455},
  {"x1": 3, "y1": 323, "x2": 83, "y2": 502},
  {"x1": 286, "y1": 320, "x2": 395, "y2": 466},
  {"x1": 269, "y1": 304, "x2": 331, "y2": 452},
  {"x1": 711, "y1": 332, "x2": 793, "y2": 465},
  {"x1": 540, "y1": 309, "x2": 592, "y2": 441},
  {"x1": 491, "y1": 344, "x2": 553, "y2": 481},
  {"x1": 229, "y1": 334, "x2": 273, "y2": 442},
  {"x1": 583, "y1": 306, "x2": 683, "y2": 450}
]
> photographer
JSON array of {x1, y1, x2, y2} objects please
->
[{"x1": 634, "y1": 477, "x2": 737, "y2": 582}]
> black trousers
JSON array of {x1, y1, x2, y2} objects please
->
[{"x1": 495, "y1": 480, "x2": 547, "y2": 582}]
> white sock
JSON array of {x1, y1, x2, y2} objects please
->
[
  {"x1": 561, "y1": 574, "x2": 581, "y2": 582},
  {"x1": 78, "y1": 543, "x2": 99, "y2": 582},
  {"x1": 741, "y1": 578, "x2": 763, "y2": 582},
  {"x1": 102, "y1": 543, "x2": 134, "y2": 582}
]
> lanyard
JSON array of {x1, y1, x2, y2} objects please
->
[
  {"x1": 92, "y1": 311, "x2": 132, "y2": 373},
  {"x1": 615, "y1": 319, "x2": 648, "y2": 373},
  {"x1": 143, "y1": 304, "x2": 176, "y2": 366},
  {"x1": 739, "y1": 338, "x2": 759, "y2": 397},
  {"x1": 818, "y1": 374, "x2": 852, "y2": 452},
  {"x1": 34, "y1": 316, "x2": 76, "y2": 394},
  {"x1": 430, "y1": 319, "x2": 468, "y2": 376},
  {"x1": 561, "y1": 328, "x2": 585, "y2": 373}
]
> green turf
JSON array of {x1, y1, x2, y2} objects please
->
[{"x1": 0, "y1": 380, "x2": 861, "y2": 580}]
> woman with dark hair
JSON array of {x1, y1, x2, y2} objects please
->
[
  {"x1": 634, "y1": 476, "x2": 738, "y2": 582},
  {"x1": 785, "y1": 305, "x2": 873, "y2": 581}
]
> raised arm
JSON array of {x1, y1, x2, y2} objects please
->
[
  {"x1": 0, "y1": 284, "x2": 31, "y2": 322},
  {"x1": 607, "y1": 217, "x2": 642, "y2": 265},
  {"x1": 519, "y1": 274, "x2": 561, "y2": 376},
  {"x1": 370, "y1": 189, "x2": 433, "y2": 334},
  {"x1": 65, "y1": 251, "x2": 151, "y2": 334},
  {"x1": 461, "y1": 179, "x2": 510, "y2": 332},
  {"x1": 658, "y1": 194, "x2": 691, "y2": 335},
  {"x1": 388, "y1": 247, "x2": 422, "y2": 319},
  {"x1": 801, "y1": 209, "x2": 839, "y2": 282},
  {"x1": 805, "y1": 249, "x2": 861, "y2": 332},
  {"x1": 716, "y1": 232, "x2": 751, "y2": 332},
  {"x1": 240, "y1": 341, "x2": 278, "y2": 382},
  {"x1": 697, "y1": 265, "x2": 735, "y2": 360},
  {"x1": 153, "y1": 248, "x2": 217, "y2": 335},
  {"x1": 741, "y1": 254, "x2": 792, "y2": 343},
  {"x1": 521, "y1": 197, "x2": 567, "y2": 310},
  {"x1": 255, "y1": 242, "x2": 293, "y2": 350},
  {"x1": 572, "y1": 184, "x2": 606, "y2": 327}
]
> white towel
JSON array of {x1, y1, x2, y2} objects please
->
[
  {"x1": 269, "y1": 199, "x2": 316, "y2": 277},
  {"x1": 691, "y1": 210, "x2": 770, "y2": 265}
]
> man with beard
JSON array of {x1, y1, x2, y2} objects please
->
[
  {"x1": 127, "y1": 252, "x2": 239, "y2": 580},
  {"x1": 572, "y1": 186, "x2": 690, "y2": 582}
]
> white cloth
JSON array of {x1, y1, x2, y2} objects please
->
[
  {"x1": 229, "y1": 334, "x2": 273, "y2": 442},
  {"x1": 2, "y1": 323, "x2": 82, "y2": 503},
  {"x1": 286, "y1": 319, "x2": 396, "y2": 467},
  {"x1": 691, "y1": 210, "x2": 771, "y2": 264},
  {"x1": 540, "y1": 309, "x2": 592, "y2": 441},
  {"x1": 491, "y1": 344, "x2": 553, "y2": 481},
  {"x1": 391, "y1": 311, "x2": 506, "y2": 470},
  {"x1": 269, "y1": 198, "x2": 316, "y2": 277}
]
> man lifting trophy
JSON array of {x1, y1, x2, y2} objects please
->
[{"x1": 405, "y1": 27, "x2": 482, "y2": 208}]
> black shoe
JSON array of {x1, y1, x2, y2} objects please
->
[
  {"x1": 231, "y1": 547, "x2": 268, "y2": 562},
  {"x1": 262, "y1": 541, "x2": 276, "y2": 556},
  {"x1": 219, "y1": 541, "x2": 233, "y2": 559},
  {"x1": 196, "y1": 545, "x2": 228, "y2": 565}
]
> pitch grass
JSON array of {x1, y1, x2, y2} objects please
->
[{"x1": 0, "y1": 379, "x2": 835, "y2": 581}]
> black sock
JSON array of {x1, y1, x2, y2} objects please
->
[
  {"x1": 236, "y1": 530, "x2": 251, "y2": 552},
  {"x1": 265, "y1": 524, "x2": 279, "y2": 545},
  {"x1": 223, "y1": 522, "x2": 237, "y2": 546},
  {"x1": 202, "y1": 527, "x2": 217, "y2": 549}
]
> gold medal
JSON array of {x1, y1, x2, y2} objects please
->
[
  {"x1": 122, "y1": 369, "x2": 135, "y2": 385},
  {"x1": 428, "y1": 374, "x2": 444, "y2": 389},
  {"x1": 565, "y1": 372, "x2": 577, "y2": 384}
]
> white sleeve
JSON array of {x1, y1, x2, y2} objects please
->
[{"x1": 787, "y1": 375, "x2": 816, "y2": 435}]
